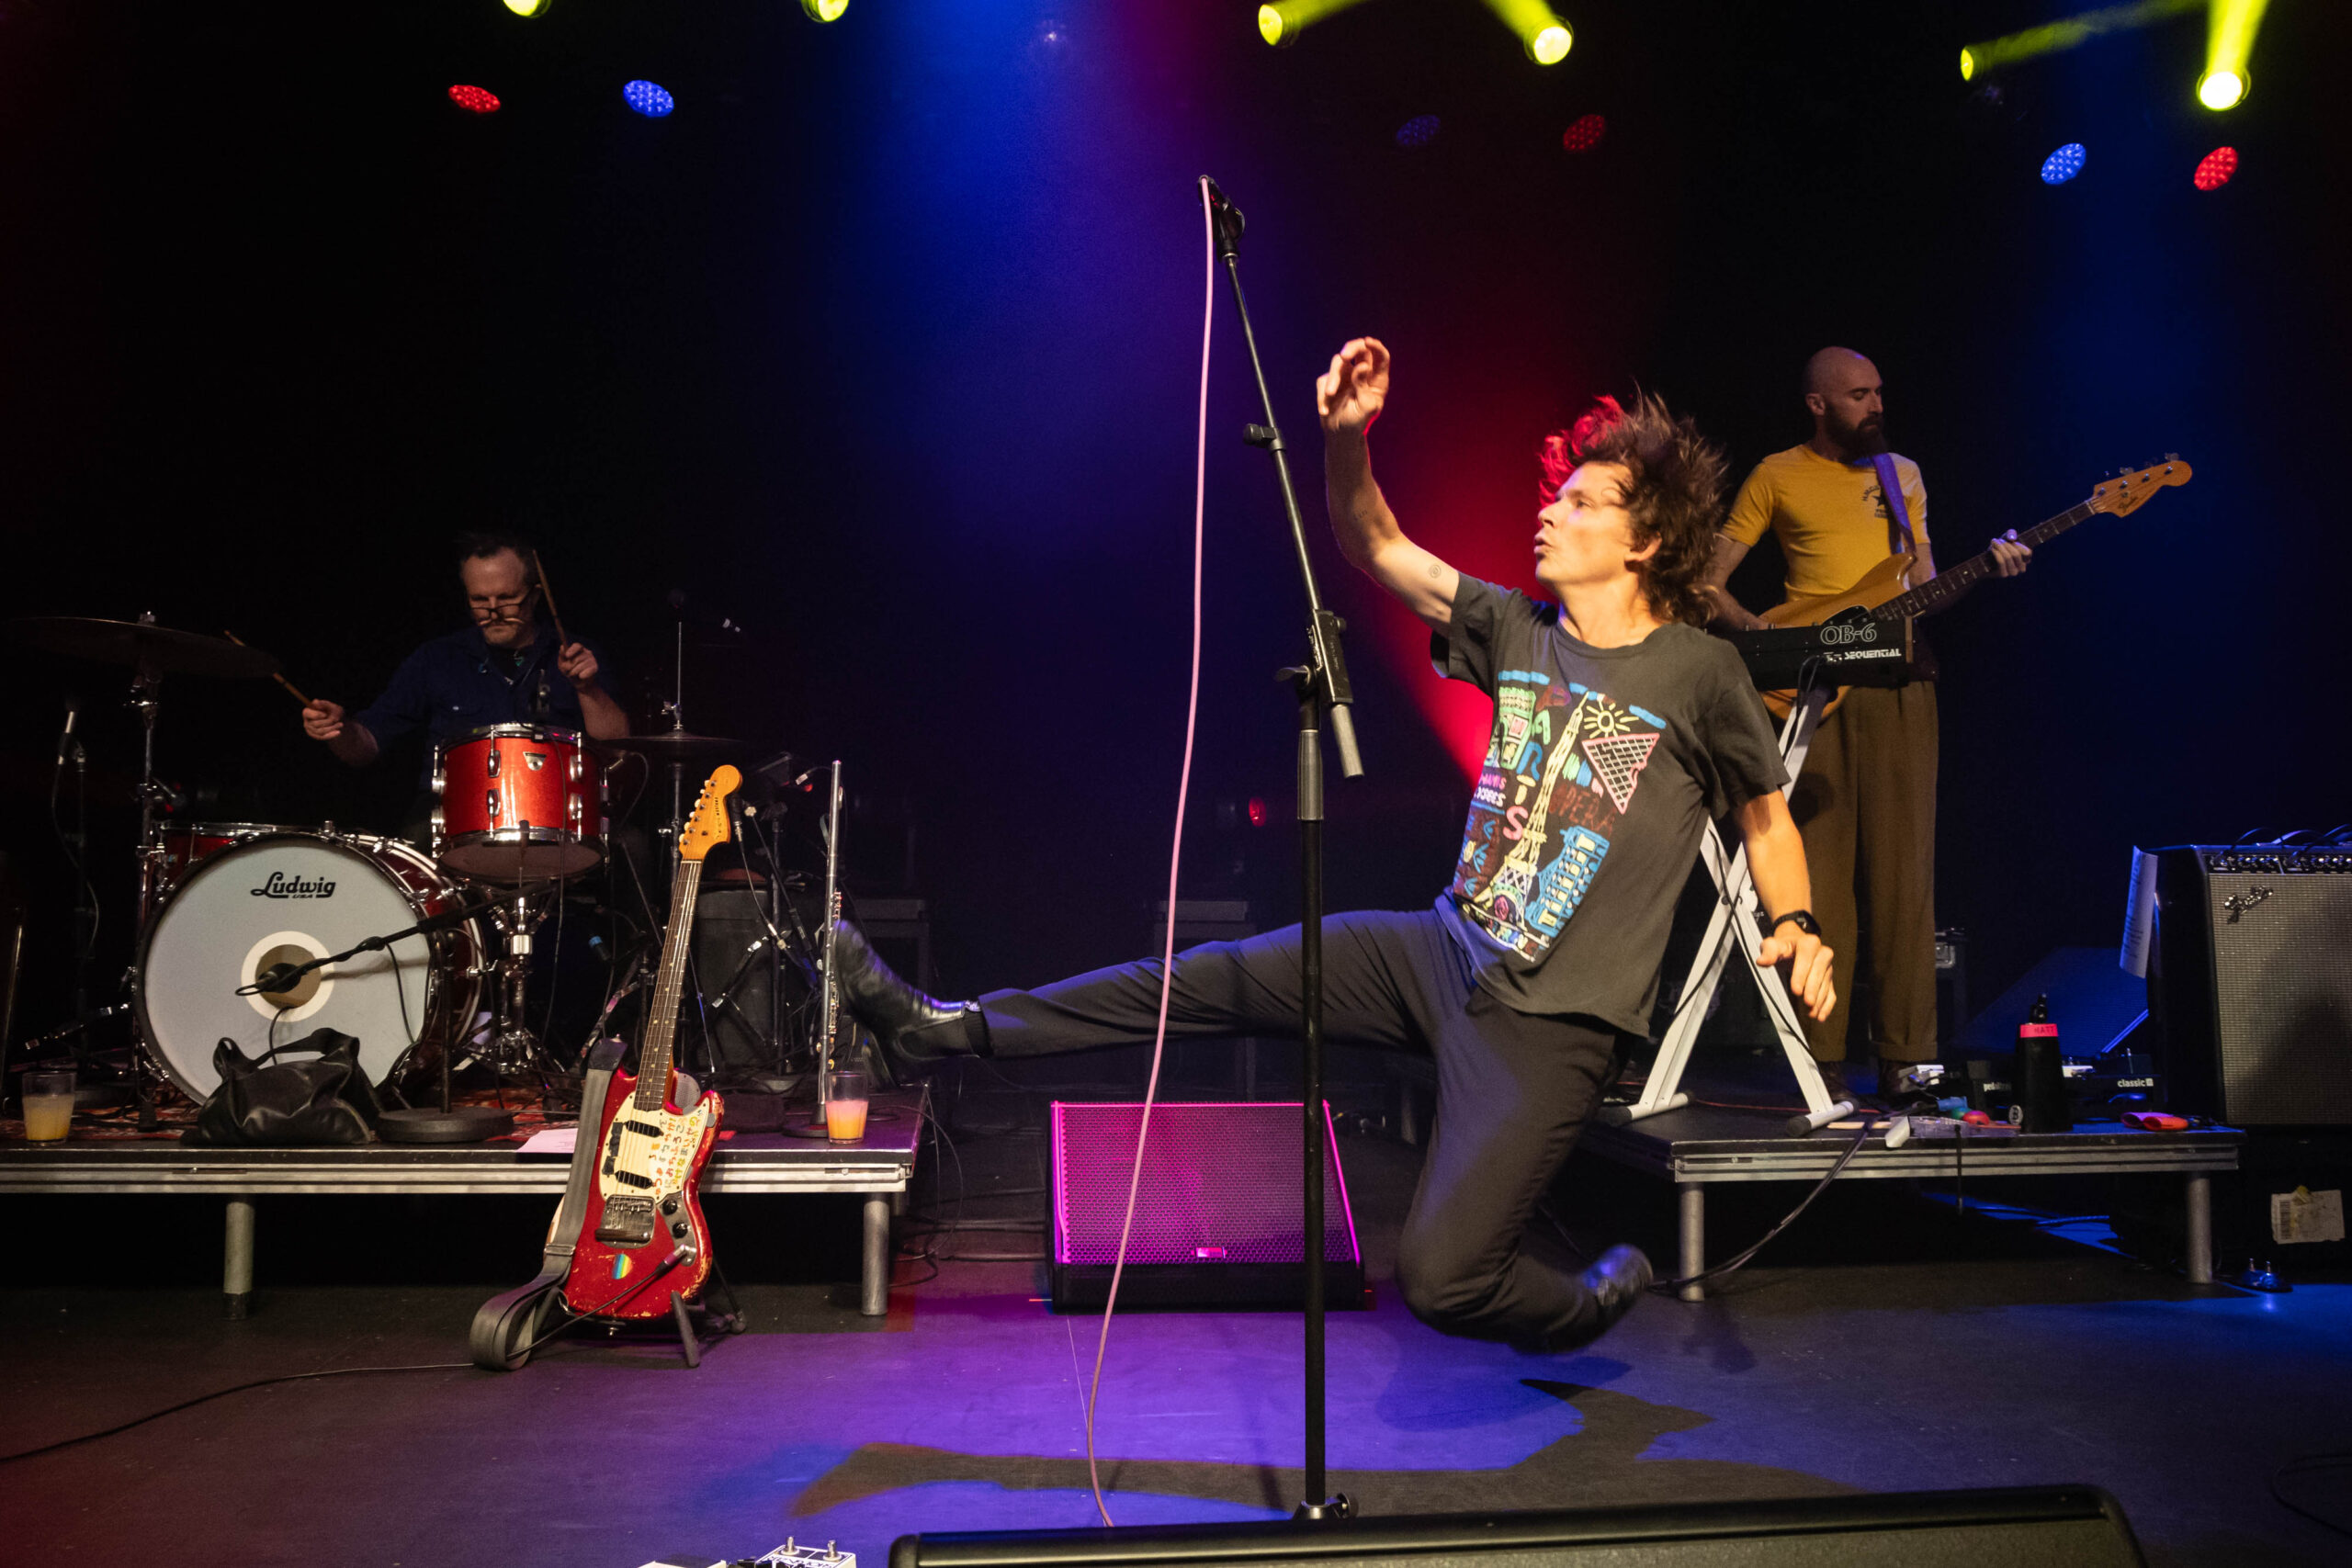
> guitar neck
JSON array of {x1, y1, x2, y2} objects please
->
[
  {"x1": 1871, "y1": 498, "x2": 2095, "y2": 623},
  {"x1": 633, "y1": 858, "x2": 706, "y2": 1110}
]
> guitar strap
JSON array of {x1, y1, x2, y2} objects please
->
[
  {"x1": 1871, "y1": 452, "x2": 1917, "y2": 559},
  {"x1": 1871, "y1": 451, "x2": 1939, "y2": 682},
  {"x1": 469, "y1": 1038, "x2": 626, "y2": 1371}
]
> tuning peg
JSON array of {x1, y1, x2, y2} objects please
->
[{"x1": 2165, "y1": 451, "x2": 2179, "y2": 462}]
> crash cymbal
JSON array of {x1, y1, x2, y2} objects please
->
[
  {"x1": 605, "y1": 729, "x2": 744, "y2": 761},
  {"x1": 7, "y1": 617, "x2": 280, "y2": 680}
]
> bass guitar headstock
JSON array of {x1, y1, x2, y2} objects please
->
[
  {"x1": 680, "y1": 765, "x2": 741, "y2": 863},
  {"x1": 2088, "y1": 456, "x2": 2193, "y2": 517}
]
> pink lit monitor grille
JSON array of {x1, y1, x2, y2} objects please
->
[{"x1": 1051, "y1": 1101, "x2": 1360, "y2": 1267}]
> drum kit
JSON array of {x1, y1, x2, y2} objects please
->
[{"x1": 7, "y1": 612, "x2": 835, "y2": 1139}]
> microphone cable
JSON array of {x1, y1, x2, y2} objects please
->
[{"x1": 1081, "y1": 177, "x2": 1216, "y2": 1528}]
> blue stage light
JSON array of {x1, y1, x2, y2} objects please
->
[
  {"x1": 2040, "y1": 141, "x2": 2086, "y2": 184},
  {"x1": 623, "y1": 80, "x2": 675, "y2": 118},
  {"x1": 1396, "y1": 115, "x2": 1440, "y2": 148}
]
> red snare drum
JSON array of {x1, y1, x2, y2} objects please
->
[{"x1": 434, "y1": 724, "x2": 605, "y2": 881}]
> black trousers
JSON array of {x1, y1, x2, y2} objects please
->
[{"x1": 977, "y1": 909, "x2": 1636, "y2": 1348}]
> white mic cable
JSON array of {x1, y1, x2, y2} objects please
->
[{"x1": 1082, "y1": 177, "x2": 1216, "y2": 1528}]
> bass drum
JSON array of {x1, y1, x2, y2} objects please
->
[{"x1": 135, "y1": 831, "x2": 483, "y2": 1104}]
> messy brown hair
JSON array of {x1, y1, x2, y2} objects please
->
[{"x1": 1538, "y1": 394, "x2": 1729, "y2": 626}]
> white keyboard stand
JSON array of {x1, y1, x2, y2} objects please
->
[{"x1": 1600, "y1": 684, "x2": 1837, "y2": 1126}]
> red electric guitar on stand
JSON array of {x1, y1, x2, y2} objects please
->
[{"x1": 559, "y1": 766, "x2": 738, "y2": 1329}]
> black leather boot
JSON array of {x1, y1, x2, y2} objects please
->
[
  {"x1": 831, "y1": 921, "x2": 989, "y2": 1075},
  {"x1": 1553, "y1": 1244, "x2": 1653, "y2": 1350}
]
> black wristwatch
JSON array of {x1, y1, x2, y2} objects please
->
[{"x1": 1768, "y1": 908, "x2": 1821, "y2": 937}]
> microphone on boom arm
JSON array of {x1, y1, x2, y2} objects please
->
[{"x1": 1200, "y1": 176, "x2": 1246, "y2": 259}]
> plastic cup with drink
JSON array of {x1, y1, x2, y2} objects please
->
[
  {"x1": 22, "y1": 1068, "x2": 77, "y2": 1143},
  {"x1": 826, "y1": 1070, "x2": 870, "y2": 1144}
]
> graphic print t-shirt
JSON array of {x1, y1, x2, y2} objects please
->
[{"x1": 1431, "y1": 576, "x2": 1787, "y2": 1035}]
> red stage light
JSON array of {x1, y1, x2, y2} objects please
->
[
  {"x1": 1561, "y1": 113, "x2": 1606, "y2": 152},
  {"x1": 448, "y1": 85, "x2": 502, "y2": 115},
  {"x1": 2193, "y1": 146, "x2": 2238, "y2": 190},
  {"x1": 1246, "y1": 796, "x2": 1269, "y2": 829}
]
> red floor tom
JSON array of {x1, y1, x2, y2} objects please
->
[{"x1": 434, "y1": 724, "x2": 605, "y2": 881}]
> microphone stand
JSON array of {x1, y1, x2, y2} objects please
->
[
  {"x1": 238, "y1": 892, "x2": 503, "y2": 1113},
  {"x1": 1202, "y1": 175, "x2": 1363, "y2": 1523}
]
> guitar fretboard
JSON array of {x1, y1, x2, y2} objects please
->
[
  {"x1": 633, "y1": 857, "x2": 706, "y2": 1111},
  {"x1": 1869, "y1": 499, "x2": 2094, "y2": 625}
]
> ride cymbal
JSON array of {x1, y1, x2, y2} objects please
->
[{"x1": 7, "y1": 617, "x2": 280, "y2": 680}]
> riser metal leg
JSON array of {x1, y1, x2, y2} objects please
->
[
  {"x1": 1678, "y1": 1183, "x2": 1706, "y2": 1303},
  {"x1": 223, "y1": 1198, "x2": 255, "y2": 1320},
  {"x1": 861, "y1": 1193, "x2": 891, "y2": 1316},
  {"x1": 2185, "y1": 1172, "x2": 2213, "y2": 1285}
]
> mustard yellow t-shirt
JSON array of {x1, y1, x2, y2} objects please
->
[{"x1": 1722, "y1": 444, "x2": 1928, "y2": 604}]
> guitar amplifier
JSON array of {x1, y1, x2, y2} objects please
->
[{"x1": 2154, "y1": 845, "x2": 2352, "y2": 1125}]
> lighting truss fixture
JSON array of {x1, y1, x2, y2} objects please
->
[
  {"x1": 1481, "y1": 0, "x2": 1573, "y2": 64},
  {"x1": 1256, "y1": 0, "x2": 1373, "y2": 49},
  {"x1": 2040, "y1": 142, "x2": 2087, "y2": 185},
  {"x1": 2199, "y1": 0, "x2": 2267, "y2": 109}
]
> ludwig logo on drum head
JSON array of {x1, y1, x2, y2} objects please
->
[{"x1": 252, "y1": 872, "x2": 337, "y2": 898}]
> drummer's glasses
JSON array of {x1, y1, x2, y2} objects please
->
[{"x1": 468, "y1": 586, "x2": 539, "y2": 625}]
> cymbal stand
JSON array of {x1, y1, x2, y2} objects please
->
[
  {"x1": 129, "y1": 618, "x2": 173, "y2": 922},
  {"x1": 55, "y1": 706, "x2": 95, "y2": 1021}
]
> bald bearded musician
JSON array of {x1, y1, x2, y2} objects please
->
[{"x1": 1701, "y1": 348, "x2": 2030, "y2": 1099}]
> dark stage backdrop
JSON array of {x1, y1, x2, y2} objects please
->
[{"x1": 4, "y1": 1, "x2": 2345, "y2": 1046}]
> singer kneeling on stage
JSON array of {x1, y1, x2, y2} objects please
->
[{"x1": 833, "y1": 337, "x2": 1837, "y2": 1350}]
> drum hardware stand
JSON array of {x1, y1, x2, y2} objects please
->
[
  {"x1": 1207, "y1": 175, "x2": 1362, "y2": 1523},
  {"x1": 468, "y1": 885, "x2": 564, "y2": 1083}
]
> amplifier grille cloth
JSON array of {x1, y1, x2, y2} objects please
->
[
  {"x1": 1053, "y1": 1101, "x2": 1355, "y2": 1266},
  {"x1": 2207, "y1": 874, "x2": 2352, "y2": 1124}
]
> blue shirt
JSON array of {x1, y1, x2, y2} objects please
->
[{"x1": 356, "y1": 625, "x2": 610, "y2": 783}]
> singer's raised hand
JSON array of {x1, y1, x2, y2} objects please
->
[{"x1": 1317, "y1": 337, "x2": 1390, "y2": 436}]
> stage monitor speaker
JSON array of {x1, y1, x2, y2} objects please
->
[
  {"x1": 1049, "y1": 1100, "x2": 1363, "y2": 1312},
  {"x1": 2154, "y1": 845, "x2": 2352, "y2": 1125},
  {"x1": 890, "y1": 1485, "x2": 2145, "y2": 1568}
]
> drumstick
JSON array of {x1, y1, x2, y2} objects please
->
[
  {"x1": 530, "y1": 548, "x2": 572, "y2": 650},
  {"x1": 222, "y1": 631, "x2": 312, "y2": 707}
]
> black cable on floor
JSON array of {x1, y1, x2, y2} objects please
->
[
  {"x1": 0, "y1": 1361, "x2": 474, "y2": 1465},
  {"x1": 2273, "y1": 1450, "x2": 2352, "y2": 1539},
  {"x1": 1654, "y1": 1119, "x2": 1875, "y2": 1293}
]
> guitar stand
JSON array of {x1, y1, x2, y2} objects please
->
[{"x1": 1601, "y1": 684, "x2": 1838, "y2": 1130}]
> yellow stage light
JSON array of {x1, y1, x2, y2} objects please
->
[
  {"x1": 2198, "y1": 69, "x2": 2246, "y2": 110},
  {"x1": 801, "y1": 0, "x2": 848, "y2": 19},
  {"x1": 2200, "y1": 0, "x2": 2267, "y2": 110},
  {"x1": 1960, "y1": 0, "x2": 2199, "y2": 80},
  {"x1": 1480, "y1": 1, "x2": 1575, "y2": 67},
  {"x1": 1255, "y1": 0, "x2": 1372, "y2": 49},
  {"x1": 503, "y1": 0, "x2": 550, "y2": 17}
]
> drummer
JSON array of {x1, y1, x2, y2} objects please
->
[{"x1": 300, "y1": 534, "x2": 629, "y2": 796}]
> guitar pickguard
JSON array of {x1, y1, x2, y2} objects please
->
[{"x1": 595, "y1": 1099, "x2": 718, "y2": 1245}]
